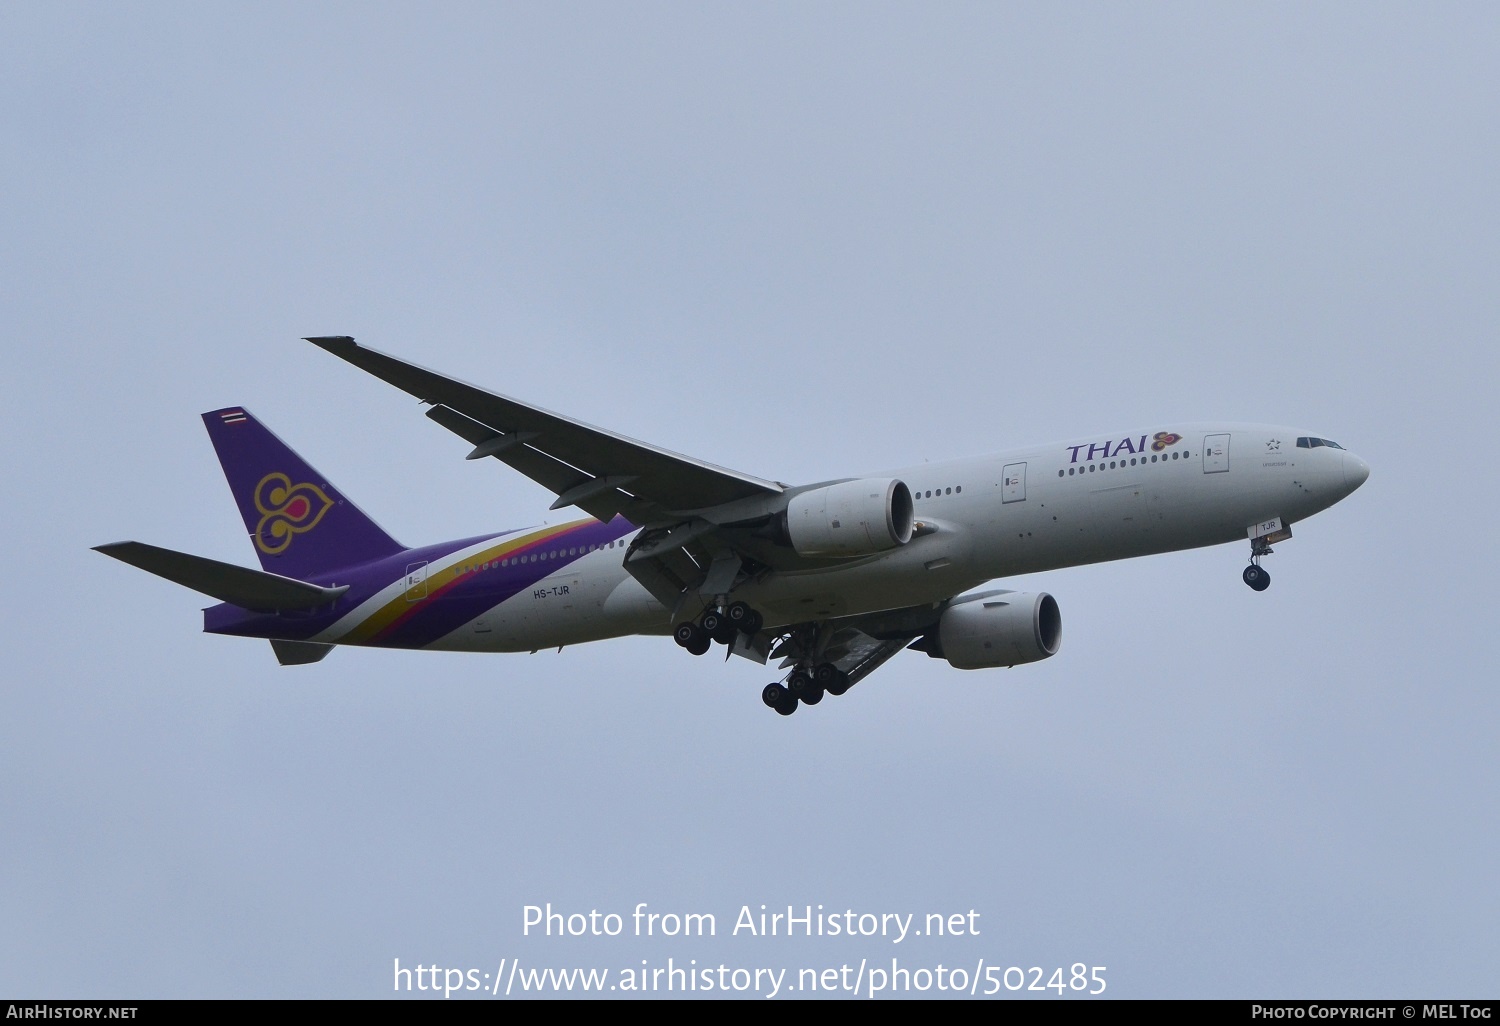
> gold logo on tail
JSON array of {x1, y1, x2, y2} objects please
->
[{"x1": 253, "y1": 473, "x2": 334, "y2": 554}]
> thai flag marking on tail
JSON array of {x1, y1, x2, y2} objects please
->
[{"x1": 220, "y1": 410, "x2": 248, "y2": 425}]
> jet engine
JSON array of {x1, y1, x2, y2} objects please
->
[
  {"x1": 783, "y1": 479, "x2": 915, "y2": 558},
  {"x1": 934, "y1": 592, "x2": 1062, "y2": 669}
]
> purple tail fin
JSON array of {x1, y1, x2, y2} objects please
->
[{"x1": 203, "y1": 407, "x2": 404, "y2": 578}]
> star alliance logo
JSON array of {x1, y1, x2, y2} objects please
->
[{"x1": 1266, "y1": 439, "x2": 1282, "y2": 452}]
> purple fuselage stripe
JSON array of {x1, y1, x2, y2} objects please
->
[
  {"x1": 370, "y1": 517, "x2": 634, "y2": 648},
  {"x1": 201, "y1": 516, "x2": 638, "y2": 645}
]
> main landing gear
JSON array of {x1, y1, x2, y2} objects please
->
[
  {"x1": 675, "y1": 602, "x2": 850, "y2": 716},
  {"x1": 673, "y1": 601, "x2": 763, "y2": 657},
  {"x1": 1243, "y1": 537, "x2": 1272, "y2": 592},
  {"x1": 760, "y1": 663, "x2": 850, "y2": 716}
]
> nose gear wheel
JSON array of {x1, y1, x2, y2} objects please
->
[{"x1": 1243, "y1": 536, "x2": 1273, "y2": 591}]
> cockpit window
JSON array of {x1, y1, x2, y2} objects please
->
[
  {"x1": 1319, "y1": 438, "x2": 1344, "y2": 450},
  {"x1": 1296, "y1": 436, "x2": 1344, "y2": 450}
]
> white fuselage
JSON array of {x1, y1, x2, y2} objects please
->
[{"x1": 309, "y1": 423, "x2": 1367, "y2": 653}]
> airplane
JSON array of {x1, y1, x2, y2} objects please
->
[{"x1": 95, "y1": 336, "x2": 1370, "y2": 715}]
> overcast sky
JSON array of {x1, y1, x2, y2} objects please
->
[{"x1": 4, "y1": 2, "x2": 1497, "y2": 999}]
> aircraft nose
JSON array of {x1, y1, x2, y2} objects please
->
[{"x1": 1343, "y1": 451, "x2": 1370, "y2": 492}]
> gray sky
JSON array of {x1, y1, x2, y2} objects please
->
[{"x1": 4, "y1": 2, "x2": 1496, "y2": 999}]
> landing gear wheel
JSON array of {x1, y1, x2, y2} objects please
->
[
  {"x1": 687, "y1": 634, "x2": 712, "y2": 655},
  {"x1": 762, "y1": 683, "x2": 797, "y2": 716},
  {"x1": 799, "y1": 683, "x2": 825, "y2": 706},
  {"x1": 700, "y1": 610, "x2": 724, "y2": 635},
  {"x1": 727, "y1": 602, "x2": 763, "y2": 635},
  {"x1": 710, "y1": 619, "x2": 738, "y2": 645},
  {"x1": 673, "y1": 622, "x2": 703, "y2": 649},
  {"x1": 1243, "y1": 564, "x2": 1271, "y2": 592},
  {"x1": 815, "y1": 663, "x2": 850, "y2": 696},
  {"x1": 787, "y1": 671, "x2": 814, "y2": 702}
]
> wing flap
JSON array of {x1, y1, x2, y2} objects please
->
[
  {"x1": 424, "y1": 404, "x2": 637, "y2": 522},
  {"x1": 838, "y1": 636, "x2": 909, "y2": 688}
]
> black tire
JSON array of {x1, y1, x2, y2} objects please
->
[
  {"x1": 824, "y1": 669, "x2": 851, "y2": 697},
  {"x1": 762, "y1": 683, "x2": 789, "y2": 709},
  {"x1": 686, "y1": 633, "x2": 711, "y2": 656},
  {"x1": 711, "y1": 619, "x2": 738, "y2": 645},
  {"x1": 1243, "y1": 565, "x2": 1268, "y2": 591},
  {"x1": 787, "y1": 670, "x2": 813, "y2": 698},
  {"x1": 727, "y1": 602, "x2": 763, "y2": 635},
  {"x1": 701, "y1": 610, "x2": 723, "y2": 635},
  {"x1": 673, "y1": 621, "x2": 701, "y2": 648},
  {"x1": 774, "y1": 698, "x2": 798, "y2": 716},
  {"x1": 800, "y1": 683, "x2": 825, "y2": 706},
  {"x1": 1252, "y1": 567, "x2": 1271, "y2": 592}
]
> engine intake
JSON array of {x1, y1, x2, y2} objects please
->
[
  {"x1": 936, "y1": 592, "x2": 1062, "y2": 669},
  {"x1": 784, "y1": 479, "x2": 914, "y2": 558}
]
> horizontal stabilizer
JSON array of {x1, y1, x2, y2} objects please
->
[
  {"x1": 270, "y1": 639, "x2": 334, "y2": 665},
  {"x1": 94, "y1": 541, "x2": 349, "y2": 612}
]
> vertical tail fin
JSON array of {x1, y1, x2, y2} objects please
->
[{"x1": 203, "y1": 407, "x2": 404, "y2": 578}]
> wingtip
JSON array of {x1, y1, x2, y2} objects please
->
[{"x1": 305, "y1": 335, "x2": 357, "y2": 351}]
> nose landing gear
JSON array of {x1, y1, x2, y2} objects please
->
[
  {"x1": 1243, "y1": 536, "x2": 1273, "y2": 591},
  {"x1": 1242, "y1": 563, "x2": 1270, "y2": 591}
]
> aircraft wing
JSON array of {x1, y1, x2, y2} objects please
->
[{"x1": 306, "y1": 337, "x2": 784, "y2": 525}]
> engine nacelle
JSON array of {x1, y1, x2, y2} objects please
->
[
  {"x1": 936, "y1": 593, "x2": 1062, "y2": 669},
  {"x1": 784, "y1": 478, "x2": 915, "y2": 557}
]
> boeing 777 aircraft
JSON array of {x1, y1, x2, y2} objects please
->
[{"x1": 96, "y1": 337, "x2": 1369, "y2": 715}]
